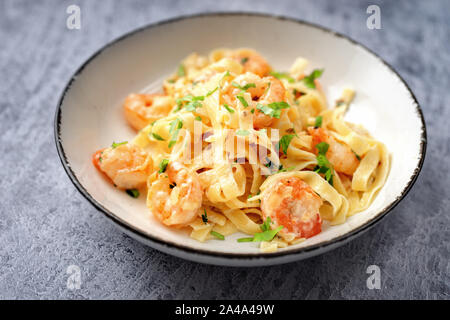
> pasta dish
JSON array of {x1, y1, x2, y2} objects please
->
[{"x1": 92, "y1": 48, "x2": 390, "y2": 252}]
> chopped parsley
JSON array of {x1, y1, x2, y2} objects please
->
[
  {"x1": 232, "y1": 82, "x2": 256, "y2": 91},
  {"x1": 237, "y1": 217, "x2": 284, "y2": 243},
  {"x1": 201, "y1": 209, "x2": 208, "y2": 224},
  {"x1": 352, "y1": 150, "x2": 361, "y2": 161},
  {"x1": 240, "y1": 57, "x2": 249, "y2": 64},
  {"x1": 173, "y1": 104, "x2": 181, "y2": 113},
  {"x1": 236, "y1": 95, "x2": 248, "y2": 107},
  {"x1": 315, "y1": 141, "x2": 329, "y2": 154},
  {"x1": 279, "y1": 134, "x2": 295, "y2": 155},
  {"x1": 210, "y1": 231, "x2": 225, "y2": 240},
  {"x1": 303, "y1": 69, "x2": 324, "y2": 89},
  {"x1": 177, "y1": 64, "x2": 186, "y2": 77},
  {"x1": 168, "y1": 118, "x2": 183, "y2": 148},
  {"x1": 253, "y1": 226, "x2": 284, "y2": 242},
  {"x1": 314, "y1": 142, "x2": 334, "y2": 185},
  {"x1": 195, "y1": 116, "x2": 202, "y2": 121},
  {"x1": 206, "y1": 87, "x2": 219, "y2": 97},
  {"x1": 276, "y1": 165, "x2": 295, "y2": 173},
  {"x1": 158, "y1": 159, "x2": 169, "y2": 174},
  {"x1": 256, "y1": 101, "x2": 290, "y2": 119},
  {"x1": 220, "y1": 70, "x2": 231, "y2": 84},
  {"x1": 314, "y1": 116, "x2": 323, "y2": 128},
  {"x1": 176, "y1": 94, "x2": 204, "y2": 112},
  {"x1": 151, "y1": 133, "x2": 165, "y2": 141},
  {"x1": 223, "y1": 104, "x2": 235, "y2": 114},
  {"x1": 236, "y1": 129, "x2": 250, "y2": 136},
  {"x1": 185, "y1": 101, "x2": 202, "y2": 111},
  {"x1": 111, "y1": 141, "x2": 127, "y2": 149},
  {"x1": 270, "y1": 71, "x2": 295, "y2": 83},
  {"x1": 260, "y1": 216, "x2": 272, "y2": 232},
  {"x1": 125, "y1": 189, "x2": 139, "y2": 198},
  {"x1": 278, "y1": 134, "x2": 295, "y2": 155}
]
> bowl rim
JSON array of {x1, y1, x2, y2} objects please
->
[{"x1": 54, "y1": 12, "x2": 427, "y2": 261}]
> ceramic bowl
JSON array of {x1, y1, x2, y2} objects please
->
[{"x1": 55, "y1": 13, "x2": 426, "y2": 266}]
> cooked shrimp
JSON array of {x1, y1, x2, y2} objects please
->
[
  {"x1": 227, "y1": 74, "x2": 286, "y2": 129},
  {"x1": 308, "y1": 127, "x2": 360, "y2": 175},
  {"x1": 92, "y1": 143, "x2": 152, "y2": 189},
  {"x1": 148, "y1": 161, "x2": 203, "y2": 227},
  {"x1": 261, "y1": 177, "x2": 323, "y2": 239},
  {"x1": 232, "y1": 49, "x2": 271, "y2": 77},
  {"x1": 123, "y1": 93, "x2": 173, "y2": 131},
  {"x1": 249, "y1": 76, "x2": 286, "y2": 129}
]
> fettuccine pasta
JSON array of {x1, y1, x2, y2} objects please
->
[{"x1": 92, "y1": 48, "x2": 390, "y2": 252}]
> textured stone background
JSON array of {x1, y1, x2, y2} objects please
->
[{"x1": 0, "y1": 0, "x2": 449, "y2": 299}]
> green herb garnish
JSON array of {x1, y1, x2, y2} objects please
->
[
  {"x1": 232, "y1": 82, "x2": 256, "y2": 91},
  {"x1": 277, "y1": 165, "x2": 295, "y2": 173},
  {"x1": 206, "y1": 87, "x2": 219, "y2": 97},
  {"x1": 237, "y1": 217, "x2": 283, "y2": 243},
  {"x1": 195, "y1": 116, "x2": 202, "y2": 121},
  {"x1": 111, "y1": 141, "x2": 127, "y2": 149},
  {"x1": 278, "y1": 134, "x2": 295, "y2": 154},
  {"x1": 314, "y1": 116, "x2": 323, "y2": 128},
  {"x1": 184, "y1": 101, "x2": 202, "y2": 111},
  {"x1": 314, "y1": 142, "x2": 334, "y2": 185},
  {"x1": 202, "y1": 209, "x2": 208, "y2": 224},
  {"x1": 223, "y1": 104, "x2": 235, "y2": 114},
  {"x1": 240, "y1": 57, "x2": 249, "y2": 64},
  {"x1": 177, "y1": 94, "x2": 204, "y2": 111},
  {"x1": 260, "y1": 216, "x2": 272, "y2": 232},
  {"x1": 303, "y1": 69, "x2": 324, "y2": 89},
  {"x1": 256, "y1": 101, "x2": 290, "y2": 118},
  {"x1": 352, "y1": 150, "x2": 361, "y2": 161},
  {"x1": 253, "y1": 226, "x2": 284, "y2": 242},
  {"x1": 315, "y1": 141, "x2": 329, "y2": 154},
  {"x1": 270, "y1": 71, "x2": 295, "y2": 83},
  {"x1": 168, "y1": 118, "x2": 183, "y2": 148},
  {"x1": 236, "y1": 95, "x2": 248, "y2": 107},
  {"x1": 158, "y1": 159, "x2": 169, "y2": 174},
  {"x1": 220, "y1": 70, "x2": 231, "y2": 84},
  {"x1": 126, "y1": 189, "x2": 139, "y2": 198},
  {"x1": 210, "y1": 231, "x2": 225, "y2": 240},
  {"x1": 151, "y1": 133, "x2": 165, "y2": 141}
]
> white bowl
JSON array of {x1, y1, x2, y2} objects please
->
[{"x1": 55, "y1": 13, "x2": 426, "y2": 266}]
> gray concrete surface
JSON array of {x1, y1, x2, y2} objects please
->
[{"x1": 0, "y1": 0, "x2": 449, "y2": 299}]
